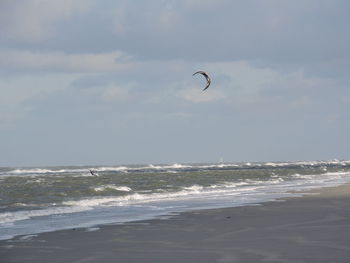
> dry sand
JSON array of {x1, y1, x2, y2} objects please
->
[{"x1": 1, "y1": 184, "x2": 350, "y2": 262}]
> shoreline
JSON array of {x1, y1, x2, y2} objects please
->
[{"x1": 2, "y1": 184, "x2": 350, "y2": 262}]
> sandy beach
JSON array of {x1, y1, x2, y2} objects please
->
[{"x1": 1, "y1": 184, "x2": 350, "y2": 263}]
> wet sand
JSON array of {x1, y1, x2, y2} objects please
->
[{"x1": 1, "y1": 184, "x2": 350, "y2": 262}]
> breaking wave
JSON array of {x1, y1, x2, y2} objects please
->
[
  {"x1": 1, "y1": 160, "x2": 350, "y2": 240},
  {"x1": 1, "y1": 159, "x2": 350, "y2": 178}
]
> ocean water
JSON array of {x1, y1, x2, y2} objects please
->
[{"x1": 1, "y1": 160, "x2": 350, "y2": 240}]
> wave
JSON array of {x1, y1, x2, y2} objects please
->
[
  {"x1": 290, "y1": 171, "x2": 350, "y2": 181},
  {"x1": 8, "y1": 168, "x2": 69, "y2": 174},
  {"x1": 93, "y1": 166, "x2": 129, "y2": 172},
  {"x1": 0, "y1": 180, "x2": 269, "y2": 225},
  {"x1": 0, "y1": 178, "x2": 286, "y2": 225},
  {"x1": 0, "y1": 205, "x2": 92, "y2": 224},
  {"x1": 2, "y1": 160, "x2": 350, "y2": 178},
  {"x1": 64, "y1": 184, "x2": 262, "y2": 208},
  {"x1": 54, "y1": 171, "x2": 350, "y2": 211},
  {"x1": 2, "y1": 163, "x2": 350, "y2": 242},
  {"x1": 1, "y1": 168, "x2": 88, "y2": 177},
  {"x1": 263, "y1": 160, "x2": 350, "y2": 167},
  {"x1": 1, "y1": 170, "x2": 350, "y2": 230},
  {"x1": 93, "y1": 185, "x2": 132, "y2": 192}
]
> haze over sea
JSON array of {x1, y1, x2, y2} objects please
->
[{"x1": 1, "y1": 159, "x2": 350, "y2": 240}]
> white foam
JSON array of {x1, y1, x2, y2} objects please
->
[
  {"x1": 93, "y1": 185, "x2": 132, "y2": 192},
  {"x1": 62, "y1": 181, "x2": 273, "y2": 210},
  {"x1": 0, "y1": 206, "x2": 92, "y2": 224},
  {"x1": 85, "y1": 227, "x2": 100, "y2": 232},
  {"x1": 183, "y1": 185, "x2": 204, "y2": 192},
  {"x1": 166, "y1": 163, "x2": 191, "y2": 169},
  {"x1": 1, "y1": 168, "x2": 87, "y2": 177},
  {"x1": 2, "y1": 173, "x2": 335, "y2": 225},
  {"x1": 291, "y1": 171, "x2": 349, "y2": 180},
  {"x1": 165, "y1": 170, "x2": 179, "y2": 174},
  {"x1": 2, "y1": 160, "x2": 350, "y2": 179},
  {"x1": 6, "y1": 168, "x2": 85, "y2": 175},
  {"x1": 19, "y1": 234, "x2": 38, "y2": 241},
  {"x1": 14, "y1": 169, "x2": 51, "y2": 174},
  {"x1": 142, "y1": 164, "x2": 192, "y2": 170},
  {"x1": 94, "y1": 166, "x2": 128, "y2": 172},
  {"x1": 115, "y1": 186, "x2": 132, "y2": 192}
]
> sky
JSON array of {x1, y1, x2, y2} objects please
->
[{"x1": 1, "y1": 0, "x2": 350, "y2": 167}]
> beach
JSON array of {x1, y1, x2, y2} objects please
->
[{"x1": 1, "y1": 184, "x2": 350, "y2": 263}]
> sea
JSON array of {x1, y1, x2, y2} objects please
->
[{"x1": 1, "y1": 160, "x2": 350, "y2": 241}]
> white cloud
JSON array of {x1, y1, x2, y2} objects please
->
[
  {"x1": 0, "y1": 50, "x2": 133, "y2": 73},
  {"x1": 101, "y1": 85, "x2": 130, "y2": 102},
  {"x1": 204, "y1": 61, "x2": 336, "y2": 107},
  {"x1": 170, "y1": 60, "x2": 337, "y2": 109},
  {"x1": 178, "y1": 87, "x2": 225, "y2": 103},
  {"x1": 77, "y1": 82, "x2": 134, "y2": 103},
  {"x1": 0, "y1": 75, "x2": 66, "y2": 106},
  {"x1": 1, "y1": 0, "x2": 91, "y2": 42},
  {"x1": 0, "y1": 73, "x2": 79, "y2": 128},
  {"x1": 113, "y1": 1, "x2": 181, "y2": 35}
]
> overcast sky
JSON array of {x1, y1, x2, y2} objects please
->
[{"x1": 1, "y1": 0, "x2": 350, "y2": 167}]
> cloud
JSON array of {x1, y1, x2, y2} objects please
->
[
  {"x1": 2, "y1": 1, "x2": 347, "y2": 75},
  {"x1": 79, "y1": 83, "x2": 133, "y2": 103},
  {"x1": 1, "y1": 1, "x2": 350, "y2": 165},
  {"x1": 0, "y1": 0, "x2": 91, "y2": 42},
  {"x1": 0, "y1": 73, "x2": 78, "y2": 128},
  {"x1": 100, "y1": 85, "x2": 130, "y2": 102},
  {"x1": 178, "y1": 88, "x2": 225, "y2": 103},
  {"x1": 104, "y1": 0, "x2": 350, "y2": 74},
  {"x1": 0, "y1": 50, "x2": 133, "y2": 73}
]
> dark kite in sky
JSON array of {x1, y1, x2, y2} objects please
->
[{"x1": 192, "y1": 71, "x2": 211, "y2": 91}]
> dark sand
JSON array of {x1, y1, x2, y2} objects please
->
[{"x1": 1, "y1": 185, "x2": 350, "y2": 263}]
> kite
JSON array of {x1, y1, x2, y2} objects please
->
[{"x1": 192, "y1": 71, "x2": 211, "y2": 91}]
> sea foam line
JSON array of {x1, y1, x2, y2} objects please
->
[
  {"x1": 2, "y1": 160, "x2": 350, "y2": 177},
  {"x1": 93, "y1": 185, "x2": 132, "y2": 192},
  {"x1": 0, "y1": 180, "x2": 268, "y2": 224}
]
